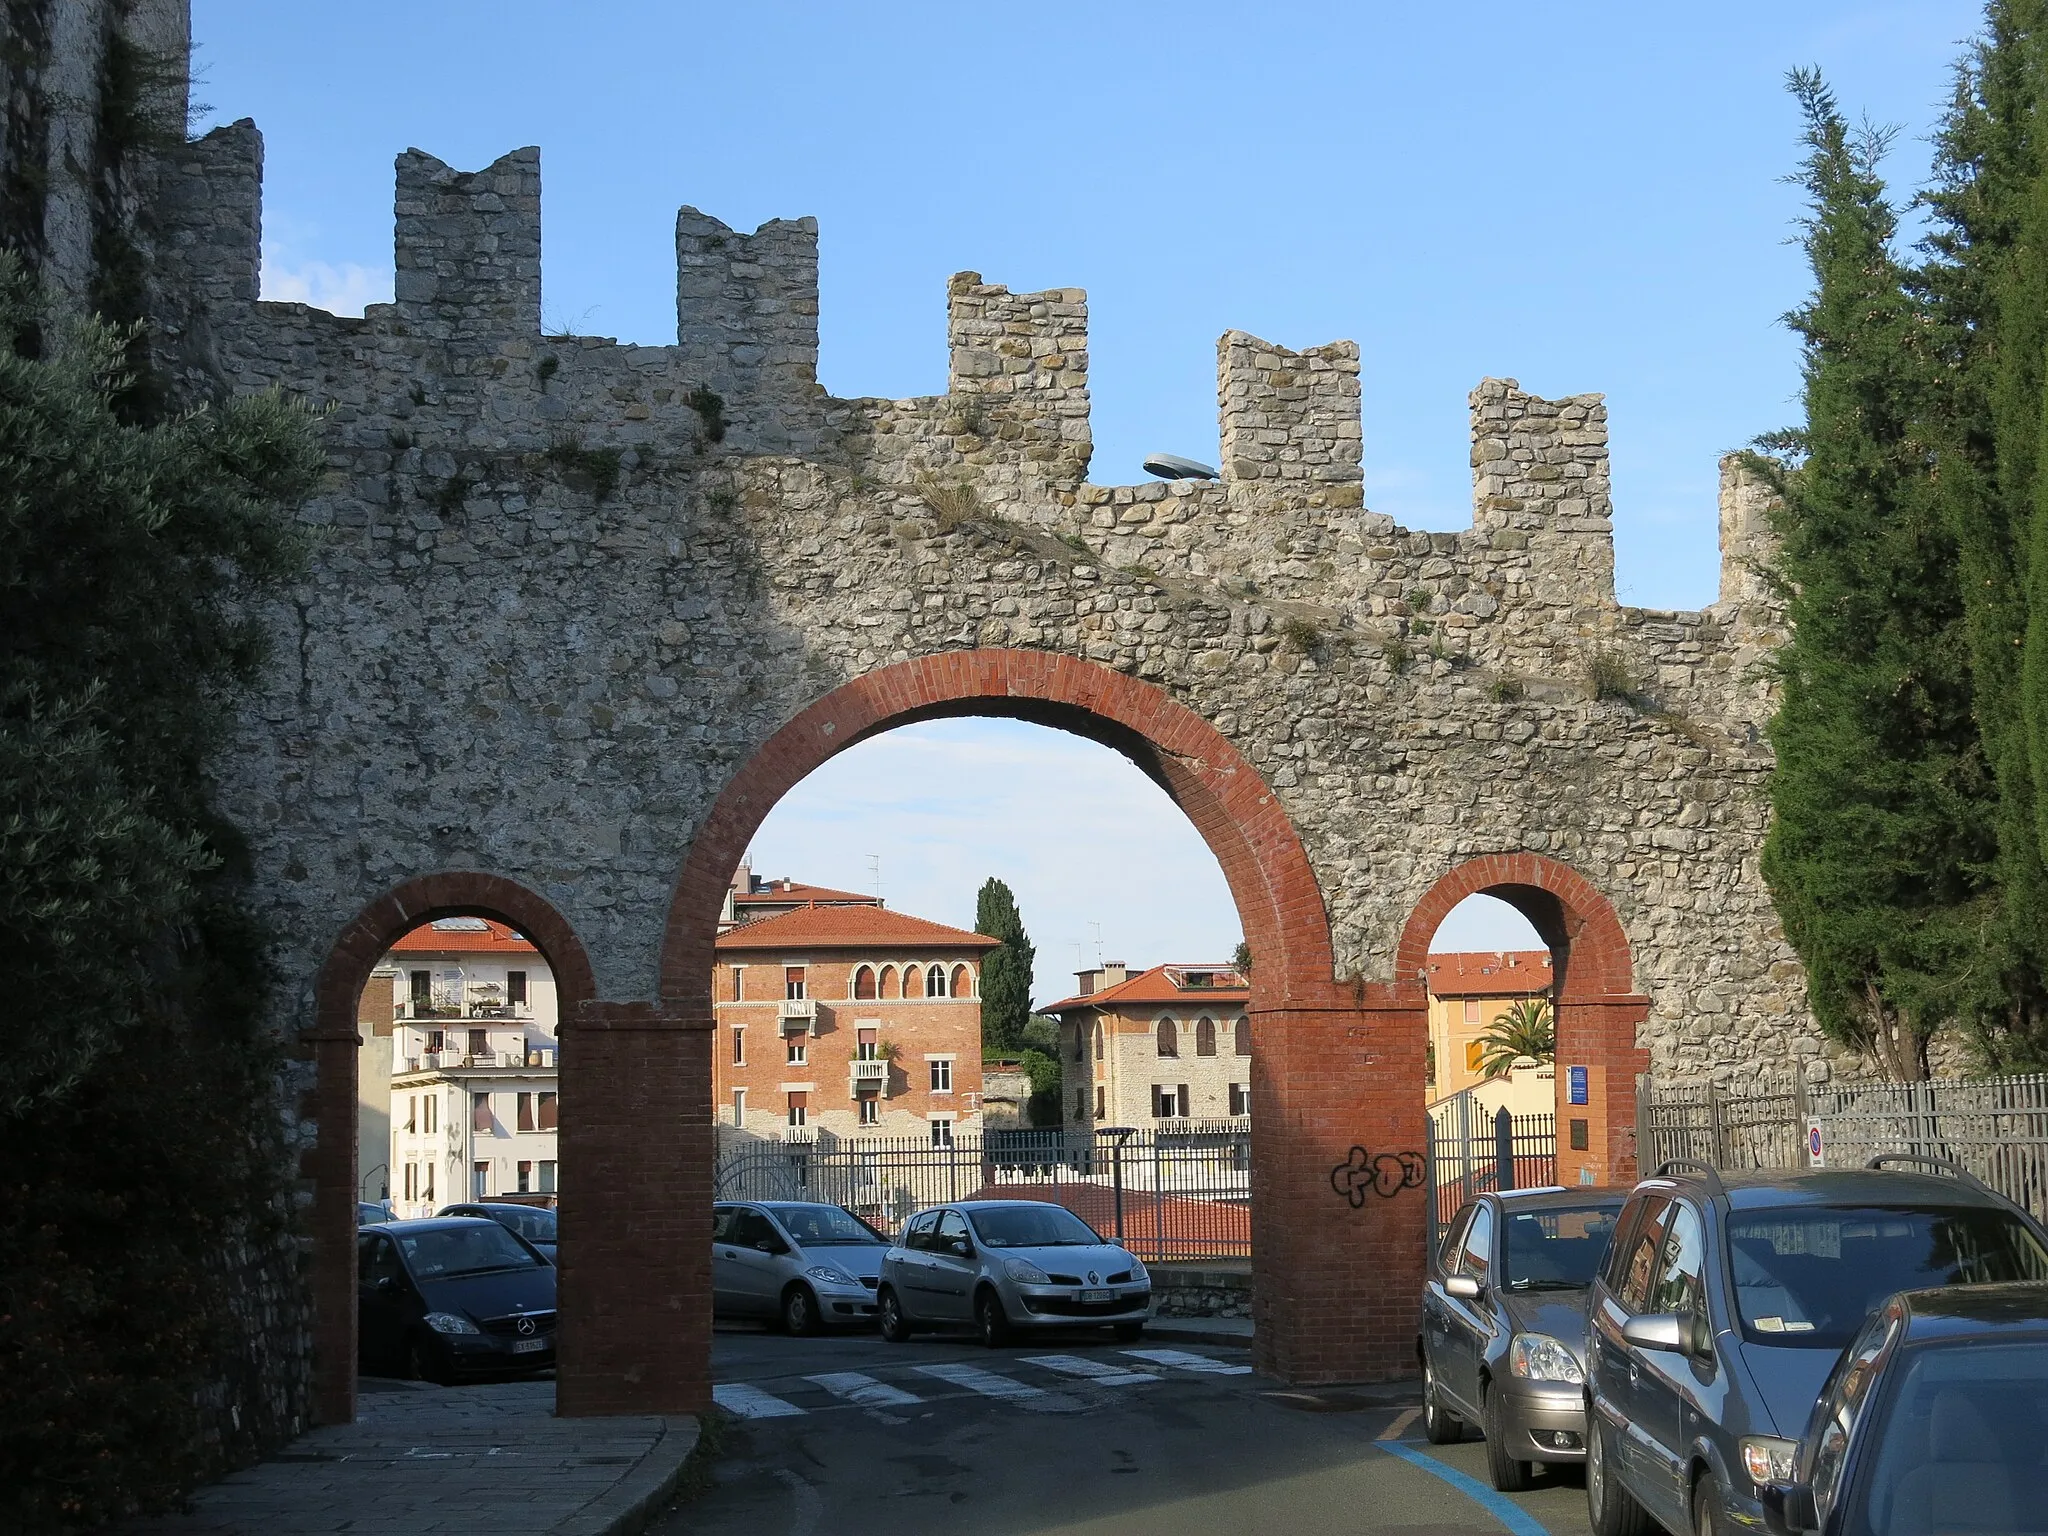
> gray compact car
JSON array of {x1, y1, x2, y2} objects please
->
[
  {"x1": 1586, "y1": 1155, "x2": 2048, "y2": 1536},
  {"x1": 1421, "y1": 1186, "x2": 1626, "y2": 1491},
  {"x1": 877, "y1": 1199, "x2": 1151, "y2": 1347},
  {"x1": 712, "y1": 1200, "x2": 890, "y2": 1334}
]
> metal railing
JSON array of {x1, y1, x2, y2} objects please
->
[
  {"x1": 1425, "y1": 1089, "x2": 1556, "y2": 1239},
  {"x1": 1638, "y1": 1078, "x2": 1808, "y2": 1172},
  {"x1": 714, "y1": 1123, "x2": 1252, "y2": 1261}
]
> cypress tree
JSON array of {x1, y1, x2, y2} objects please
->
[
  {"x1": 973, "y1": 877, "x2": 1035, "y2": 1053},
  {"x1": 1758, "y1": 71, "x2": 1996, "y2": 1080}
]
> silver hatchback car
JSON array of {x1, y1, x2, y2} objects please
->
[
  {"x1": 877, "y1": 1199, "x2": 1152, "y2": 1347},
  {"x1": 712, "y1": 1200, "x2": 891, "y2": 1334}
]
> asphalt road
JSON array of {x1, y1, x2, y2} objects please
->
[{"x1": 652, "y1": 1325, "x2": 1596, "y2": 1536}]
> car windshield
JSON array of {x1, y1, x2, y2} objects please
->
[
  {"x1": 1844, "y1": 1338, "x2": 2048, "y2": 1536},
  {"x1": 968, "y1": 1205, "x2": 1103, "y2": 1248},
  {"x1": 397, "y1": 1222, "x2": 545, "y2": 1278},
  {"x1": 1729, "y1": 1206, "x2": 2048, "y2": 1349},
  {"x1": 767, "y1": 1205, "x2": 885, "y2": 1245},
  {"x1": 493, "y1": 1206, "x2": 555, "y2": 1242},
  {"x1": 1501, "y1": 1203, "x2": 1621, "y2": 1290}
]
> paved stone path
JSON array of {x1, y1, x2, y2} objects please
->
[{"x1": 118, "y1": 1379, "x2": 698, "y2": 1536}]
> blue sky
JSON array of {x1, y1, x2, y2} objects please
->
[{"x1": 190, "y1": 2, "x2": 1986, "y2": 995}]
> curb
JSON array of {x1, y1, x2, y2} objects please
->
[
  {"x1": 1146, "y1": 1319, "x2": 1255, "y2": 1348},
  {"x1": 550, "y1": 1415, "x2": 702, "y2": 1536}
]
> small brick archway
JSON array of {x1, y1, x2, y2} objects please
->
[
  {"x1": 1395, "y1": 853, "x2": 1650, "y2": 1189},
  {"x1": 304, "y1": 872, "x2": 595, "y2": 1425}
]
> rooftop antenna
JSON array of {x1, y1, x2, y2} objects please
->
[
  {"x1": 866, "y1": 853, "x2": 883, "y2": 903},
  {"x1": 1089, "y1": 920, "x2": 1104, "y2": 967}
]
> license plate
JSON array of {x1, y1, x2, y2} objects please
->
[
  {"x1": 510, "y1": 1336, "x2": 549, "y2": 1354},
  {"x1": 1081, "y1": 1289, "x2": 1114, "y2": 1305}
]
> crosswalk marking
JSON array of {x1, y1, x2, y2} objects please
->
[
  {"x1": 912, "y1": 1361, "x2": 1083, "y2": 1413},
  {"x1": 1122, "y1": 1348, "x2": 1254, "y2": 1375},
  {"x1": 1020, "y1": 1353, "x2": 1159, "y2": 1386},
  {"x1": 805, "y1": 1371, "x2": 923, "y2": 1408},
  {"x1": 713, "y1": 1382, "x2": 807, "y2": 1419}
]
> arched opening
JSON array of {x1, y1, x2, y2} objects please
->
[
  {"x1": 853, "y1": 964, "x2": 877, "y2": 1000},
  {"x1": 1156, "y1": 1016, "x2": 1179, "y2": 1057},
  {"x1": 1195, "y1": 1017, "x2": 1218, "y2": 1057},
  {"x1": 304, "y1": 872, "x2": 594, "y2": 1426},
  {"x1": 903, "y1": 962, "x2": 925, "y2": 999},
  {"x1": 879, "y1": 964, "x2": 899, "y2": 999},
  {"x1": 925, "y1": 962, "x2": 947, "y2": 998},
  {"x1": 950, "y1": 963, "x2": 972, "y2": 998}
]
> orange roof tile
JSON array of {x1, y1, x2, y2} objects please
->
[
  {"x1": 1041, "y1": 963, "x2": 1250, "y2": 1015},
  {"x1": 734, "y1": 880, "x2": 879, "y2": 906},
  {"x1": 387, "y1": 917, "x2": 539, "y2": 955},
  {"x1": 1425, "y1": 949, "x2": 1553, "y2": 997},
  {"x1": 714, "y1": 902, "x2": 1000, "y2": 953}
]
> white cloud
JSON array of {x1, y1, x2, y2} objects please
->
[{"x1": 260, "y1": 248, "x2": 390, "y2": 316}]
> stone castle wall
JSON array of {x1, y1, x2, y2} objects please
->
[{"x1": 141, "y1": 129, "x2": 1825, "y2": 1092}]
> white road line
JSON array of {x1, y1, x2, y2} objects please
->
[
  {"x1": 712, "y1": 1382, "x2": 807, "y2": 1419},
  {"x1": 1121, "y1": 1348, "x2": 1254, "y2": 1375},
  {"x1": 1020, "y1": 1353, "x2": 1160, "y2": 1386},
  {"x1": 912, "y1": 1361, "x2": 1084, "y2": 1413},
  {"x1": 804, "y1": 1371, "x2": 924, "y2": 1408},
  {"x1": 774, "y1": 1467, "x2": 823, "y2": 1536},
  {"x1": 1380, "y1": 1405, "x2": 1422, "y2": 1440}
]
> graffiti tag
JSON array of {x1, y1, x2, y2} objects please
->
[{"x1": 1329, "y1": 1146, "x2": 1426, "y2": 1207}]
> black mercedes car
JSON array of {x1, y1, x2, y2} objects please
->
[
  {"x1": 1421, "y1": 1185, "x2": 1627, "y2": 1490},
  {"x1": 356, "y1": 1217, "x2": 556, "y2": 1383},
  {"x1": 1762, "y1": 1281, "x2": 2048, "y2": 1536}
]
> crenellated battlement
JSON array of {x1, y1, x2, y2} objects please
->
[{"x1": 393, "y1": 147, "x2": 541, "y2": 341}]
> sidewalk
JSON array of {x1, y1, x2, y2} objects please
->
[
  {"x1": 1147, "y1": 1314, "x2": 1255, "y2": 1348},
  {"x1": 118, "y1": 1379, "x2": 698, "y2": 1536}
]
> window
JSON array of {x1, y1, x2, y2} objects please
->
[
  {"x1": 1439, "y1": 1204, "x2": 1476, "y2": 1271},
  {"x1": 787, "y1": 1036, "x2": 807, "y2": 1066},
  {"x1": 732, "y1": 1026, "x2": 746, "y2": 1065},
  {"x1": 473, "y1": 1092, "x2": 493, "y2": 1133},
  {"x1": 1463, "y1": 998, "x2": 1481, "y2": 1026},
  {"x1": 1094, "y1": 1024, "x2": 1104, "y2": 1061},
  {"x1": 787, "y1": 1092, "x2": 808, "y2": 1131},
  {"x1": 423, "y1": 1162, "x2": 434, "y2": 1200},
  {"x1": 518, "y1": 1093, "x2": 535, "y2": 1132},
  {"x1": 538, "y1": 1160, "x2": 556, "y2": 1194},
  {"x1": 410, "y1": 970, "x2": 431, "y2": 1009},
  {"x1": 404, "y1": 1163, "x2": 417, "y2": 1201},
  {"x1": 1095, "y1": 1086, "x2": 1106, "y2": 1118},
  {"x1": 929, "y1": 1058, "x2": 953, "y2": 1092},
  {"x1": 1077, "y1": 1088, "x2": 1090, "y2": 1120},
  {"x1": 732, "y1": 1088, "x2": 746, "y2": 1128},
  {"x1": 856, "y1": 1027, "x2": 878, "y2": 1060},
  {"x1": 1230, "y1": 1083, "x2": 1250, "y2": 1117},
  {"x1": 424, "y1": 1029, "x2": 444, "y2": 1055},
  {"x1": 1156, "y1": 1017, "x2": 1179, "y2": 1057},
  {"x1": 1234, "y1": 1017, "x2": 1251, "y2": 1057},
  {"x1": 517, "y1": 1161, "x2": 532, "y2": 1193},
  {"x1": 537, "y1": 1092, "x2": 557, "y2": 1131},
  {"x1": 468, "y1": 1028, "x2": 488, "y2": 1058},
  {"x1": 858, "y1": 1097, "x2": 879, "y2": 1126},
  {"x1": 425, "y1": 1094, "x2": 437, "y2": 1133},
  {"x1": 880, "y1": 966, "x2": 899, "y2": 1000},
  {"x1": 854, "y1": 966, "x2": 877, "y2": 1000},
  {"x1": 951, "y1": 964, "x2": 971, "y2": 997},
  {"x1": 1464, "y1": 1040, "x2": 1485, "y2": 1073},
  {"x1": 1154, "y1": 1085, "x2": 1177, "y2": 1119},
  {"x1": 784, "y1": 966, "x2": 806, "y2": 1001},
  {"x1": 1650, "y1": 1203, "x2": 1707, "y2": 1317},
  {"x1": 508, "y1": 970, "x2": 528, "y2": 1007},
  {"x1": 1196, "y1": 1017, "x2": 1217, "y2": 1056},
  {"x1": 731, "y1": 966, "x2": 744, "y2": 1002},
  {"x1": 405, "y1": 1095, "x2": 417, "y2": 1134},
  {"x1": 1616, "y1": 1197, "x2": 1676, "y2": 1312},
  {"x1": 930, "y1": 1118, "x2": 955, "y2": 1149},
  {"x1": 1458, "y1": 1203, "x2": 1495, "y2": 1284},
  {"x1": 927, "y1": 963, "x2": 947, "y2": 998},
  {"x1": 472, "y1": 1161, "x2": 489, "y2": 1198},
  {"x1": 904, "y1": 963, "x2": 924, "y2": 999}
]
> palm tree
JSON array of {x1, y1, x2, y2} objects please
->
[{"x1": 1475, "y1": 997, "x2": 1555, "y2": 1080}]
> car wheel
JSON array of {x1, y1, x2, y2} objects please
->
[
  {"x1": 1111, "y1": 1321, "x2": 1145, "y2": 1342},
  {"x1": 408, "y1": 1334, "x2": 451, "y2": 1387},
  {"x1": 781, "y1": 1284, "x2": 820, "y2": 1337},
  {"x1": 975, "y1": 1288, "x2": 1013, "y2": 1348},
  {"x1": 1422, "y1": 1352, "x2": 1463, "y2": 1444},
  {"x1": 1587, "y1": 1412, "x2": 1654, "y2": 1536},
  {"x1": 1483, "y1": 1383, "x2": 1536, "y2": 1492},
  {"x1": 1693, "y1": 1474, "x2": 1728, "y2": 1536},
  {"x1": 878, "y1": 1287, "x2": 915, "y2": 1343}
]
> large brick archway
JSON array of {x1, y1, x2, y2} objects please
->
[
  {"x1": 305, "y1": 872, "x2": 595, "y2": 1425},
  {"x1": 1396, "y1": 853, "x2": 1650, "y2": 1188}
]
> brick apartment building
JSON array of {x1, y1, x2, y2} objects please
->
[
  {"x1": 1044, "y1": 962, "x2": 1252, "y2": 1128},
  {"x1": 714, "y1": 881, "x2": 999, "y2": 1144},
  {"x1": 1424, "y1": 948, "x2": 1554, "y2": 1115}
]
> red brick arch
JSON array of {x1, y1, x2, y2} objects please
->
[
  {"x1": 304, "y1": 871, "x2": 595, "y2": 1425},
  {"x1": 1397, "y1": 853, "x2": 1650, "y2": 1187}
]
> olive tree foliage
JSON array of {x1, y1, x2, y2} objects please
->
[{"x1": 0, "y1": 253, "x2": 323, "y2": 1117}]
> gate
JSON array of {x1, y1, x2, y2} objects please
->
[{"x1": 1425, "y1": 1090, "x2": 1556, "y2": 1242}]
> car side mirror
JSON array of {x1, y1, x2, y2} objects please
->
[
  {"x1": 375, "y1": 1275, "x2": 398, "y2": 1294},
  {"x1": 1445, "y1": 1274, "x2": 1482, "y2": 1301},
  {"x1": 1620, "y1": 1312, "x2": 1687, "y2": 1351},
  {"x1": 755, "y1": 1238, "x2": 787, "y2": 1256},
  {"x1": 1760, "y1": 1481, "x2": 1816, "y2": 1536},
  {"x1": 949, "y1": 1237, "x2": 973, "y2": 1258}
]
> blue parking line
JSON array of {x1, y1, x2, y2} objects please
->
[{"x1": 1377, "y1": 1441, "x2": 1553, "y2": 1536}]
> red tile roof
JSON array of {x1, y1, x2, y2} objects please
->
[
  {"x1": 1425, "y1": 949, "x2": 1553, "y2": 997},
  {"x1": 714, "y1": 903, "x2": 1000, "y2": 953},
  {"x1": 734, "y1": 880, "x2": 879, "y2": 906},
  {"x1": 387, "y1": 918, "x2": 539, "y2": 955},
  {"x1": 1041, "y1": 963, "x2": 1250, "y2": 1015}
]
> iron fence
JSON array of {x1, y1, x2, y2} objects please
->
[
  {"x1": 714, "y1": 1122, "x2": 1252, "y2": 1261},
  {"x1": 1637, "y1": 1079, "x2": 1808, "y2": 1173},
  {"x1": 1425, "y1": 1090, "x2": 1556, "y2": 1240}
]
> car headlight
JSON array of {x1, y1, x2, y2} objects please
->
[
  {"x1": 1508, "y1": 1332, "x2": 1584, "y2": 1384},
  {"x1": 1004, "y1": 1258, "x2": 1051, "y2": 1284},
  {"x1": 805, "y1": 1264, "x2": 859, "y2": 1287},
  {"x1": 1127, "y1": 1257, "x2": 1149, "y2": 1284},
  {"x1": 423, "y1": 1312, "x2": 479, "y2": 1335},
  {"x1": 1740, "y1": 1436, "x2": 1799, "y2": 1488}
]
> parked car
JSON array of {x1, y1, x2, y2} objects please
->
[
  {"x1": 1585, "y1": 1155, "x2": 2048, "y2": 1536},
  {"x1": 712, "y1": 1201, "x2": 890, "y2": 1333},
  {"x1": 357, "y1": 1200, "x2": 396, "y2": 1226},
  {"x1": 877, "y1": 1199, "x2": 1150, "y2": 1347},
  {"x1": 439, "y1": 1201, "x2": 557, "y2": 1261},
  {"x1": 356, "y1": 1217, "x2": 556, "y2": 1383},
  {"x1": 1758, "y1": 1281, "x2": 2048, "y2": 1536},
  {"x1": 1421, "y1": 1186, "x2": 1626, "y2": 1490}
]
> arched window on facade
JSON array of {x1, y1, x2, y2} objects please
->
[
  {"x1": 926, "y1": 963, "x2": 948, "y2": 998},
  {"x1": 853, "y1": 965, "x2": 877, "y2": 1000},
  {"x1": 1195, "y1": 1017, "x2": 1217, "y2": 1056},
  {"x1": 1093, "y1": 1023, "x2": 1104, "y2": 1061},
  {"x1": 904, "y1": 963, "x2": 924, "y2": 999},
  {"x1": 880, "y1": 965, "x2": 899, "y2": 1000},
  {"x1": 1234, "y1": 1016, "x2": 1251, "y2": 1056},
  {"x1": 950, "y1": 963, "x2": 972, "y2": 997},
  {"x1": 1156, "y1": 1016, "x2": 1178, "y2": 1057}
]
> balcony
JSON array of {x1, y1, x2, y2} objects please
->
[
  {"x1": 849, "y1": 1057, "x2": 889, "y2": 1092},
  {"x1": 778, "y1": 998, "x2": 818, "y2": 1033}
]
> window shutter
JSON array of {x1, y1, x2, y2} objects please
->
[
  {"x1": 1178, "y1": 1084, "x2": 1190, "y2": 1118},
  {"x1": 518, "y1": 1093, "x2": 535, "y2": 1132},
  {"x1": 473, "y1": 1093, "x2": 492, "y2": 1132},
  {"x1": 538, "y1": 1092, "x2": 558, "y2": 1131},
  {"x1": 788, "y1": 1090, "x2": 809, "y2": 1110}
]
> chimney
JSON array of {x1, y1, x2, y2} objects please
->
[
  {"x1": 1101, "y1": 961, "x2": 1128, "y2": 988},
  {"x1": 730, "y1": 856, "x2": 754, "y2": 896}
]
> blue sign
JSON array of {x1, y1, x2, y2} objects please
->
[{"x1": 1567, "y1": 1066, "x2": 1589, "y2": 1106}]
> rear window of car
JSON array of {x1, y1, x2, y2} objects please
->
[
  {"x1": 1729, "y1": 1205, "x2": 2048, "y2": 1349},
  {"x1": 1501, "y1": 1204, "x2": 1622, "y2": 1290}
]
